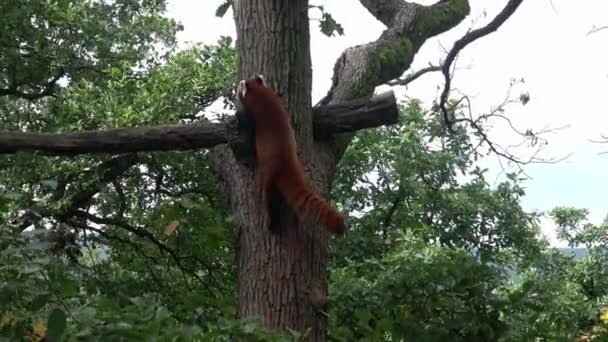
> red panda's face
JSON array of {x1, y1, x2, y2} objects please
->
[
  {"x1": 237, "y1": 78, "x2": 260, "y2": 103},
  {"x1": 237, "y1": 75, "x2": 282, "y2": 110}
]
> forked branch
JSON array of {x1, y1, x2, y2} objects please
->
[{"x1": 437, "y1": 0, "x2": 524, "y2": 130}]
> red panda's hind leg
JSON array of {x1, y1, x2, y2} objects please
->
[
  {"x1": 266, "y1": 183, "x2": 283, "y2": 232},
  {"x1": 258, "y1": 165, "x2": 283, "y2": 232}
]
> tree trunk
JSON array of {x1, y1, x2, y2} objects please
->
[{"x1": 210, "y1": 0, "x2": 334, "y2": 340}]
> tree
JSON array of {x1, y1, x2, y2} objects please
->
[
  {"x1": 0, "y1": 0, "x2": 527, "y2": 339},
  {"x1": 327, "y1": 101, "x2": 541, "y2": 341}
]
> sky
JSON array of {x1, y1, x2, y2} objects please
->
[{"x1": 165, "y1": 0, "x2": 608, "y2": 246}]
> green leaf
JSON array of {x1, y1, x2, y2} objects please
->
[
  {"x1": 29, "y1": 294, "x2": 51, "y2": 311},
  {"x1": 39, "y1": 179, "x2": 59, "y2": 190},
  {"x1": 241, "y1": 320, "x2": 257, "y2": 334},
  {"x1": 61, "y1": 277, "x2": 80, "y2": 297},
  {"x1": 179, "y1": 195, "x2": 195, "y2": 209},
  {"x1": 0, "y1": 192, "x2": 24, "y2": 200},
  {"x1": 47, "y1": 307, "x2": 67, "y2": 341},
  {"x1": 354, "y1": 308, "x2": 372, "y2": 327},
  {"x1": 319, "y1": 13, "x2": 344, "y2": 37},
  {"x1": 376, "y1": 318, "x2": 393, "y2": 331}
]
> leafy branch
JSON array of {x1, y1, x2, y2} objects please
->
[
  {"x1": 71, "y1": 211, "x2": 224, "y2": 294},
  {"x1": 309, "y1": 5, "x2": 345, "y2": 37}
]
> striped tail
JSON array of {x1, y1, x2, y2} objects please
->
[{"x1": 276, "y1": 176, "x2": 345, "y2": 235}]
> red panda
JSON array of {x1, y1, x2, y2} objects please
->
[{"x1": 237, "y1": 75, "x2": 345, "y2": 235}]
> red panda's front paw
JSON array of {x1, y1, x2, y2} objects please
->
[{"x1": 237, "y1": 80, "x2": 247, "y2": 100}]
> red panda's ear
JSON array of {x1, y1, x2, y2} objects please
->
[{"x1": 254, "y1": 74, "x2": 266, "y2": 86}]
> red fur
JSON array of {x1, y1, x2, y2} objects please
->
[{"x1": 237, "y1": 77, "x2": 345, "y2": 235}]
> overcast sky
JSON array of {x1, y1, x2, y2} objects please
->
[{"x1": 166, "y1": 0, "x2": 608, "y2": 246}]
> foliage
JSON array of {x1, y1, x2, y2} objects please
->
[
  {"x1": 49, "y1": 36, "x2": 236, "y2": 129},
  {"x1": 328, "y1": 102, "x2": 608, "y2": 341},
  {"x1": 548, "y1": 208, "x2": 608, "y2": 340},
  {"x1": 499, "y1": 249, "x2": 596, "y2": 341},
  {"x1": 332, "y1": 100, "x2": 541, "y2": 267},
  {"x1": 0, "y1": 0, "x2": 179, "y2": 103},
  {"x1": 0, "y1": 227, "x2": 297, "y2": 341},
  {"x1": 329, "y1": 233, "x2": 508, "y2": 341},
  {"x1": 308, "y1": 5, "x2": 345, "y2": 37}
]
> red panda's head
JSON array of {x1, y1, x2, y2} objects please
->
[
  {"x1": 236, "y1": 74, "x2": 283, "y2": 111},
  {"x1": 237, "y1": 74, "x2": 267, "y2": 102}
]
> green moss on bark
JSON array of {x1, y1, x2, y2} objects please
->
[
  {"x1": 414, "y1": 0, "x2": 470, "y2": 40},
  {"x1": 348, "y1": 0, "x2": 470, "y2": 98},
  {"x1": 366, "y1": 38, "x2": 415, "y2": 89}
]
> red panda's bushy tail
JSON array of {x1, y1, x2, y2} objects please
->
[{"x1": 276, "y1": 175, "x2": 345, "y2": 235}]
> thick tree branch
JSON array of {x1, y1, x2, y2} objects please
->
[
  {"x1": 0, "y1": 91, "x2": 398, "y2": 156},
  {"x1": 359, "y1": 0, "x2": 407, "y2": 27},
  {"x1": 0, "y1": 122, "x2": 230, "y2": 155},
  {"x1": 342, "y1": 0, "x2": 469, "y2": 96},
  {"x1": 323, "y1": 0, "x2": 529, "y2": 166},
  {"x1": 319, "y1": 0, "x2": 470, "y2": 157},
  {"x1": 314, "y1": 91, "x2": 398, "y2": 139}
]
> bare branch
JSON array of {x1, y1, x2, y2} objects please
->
[
  {"x1": 73, "y1": 222, "x2": 196, "y2": 296},
  {"x1": 589, "y1": 133, "x2": 608, "y2": 155},
  {"x1": 587, "y1": 25, "x2": 608, "y2": 36},
  {"x1": 0, "y1": 91, "x2": 398, "y2": 155},
  {"x1": 436, "y1": 0, "x2": 524, "y2": 131},
  {"x1": 387, "y1": 64, "x2": 442, "y2": 87},
  {"x1": 450, "y1": 82, "x2": 570, "y2": 166}
]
